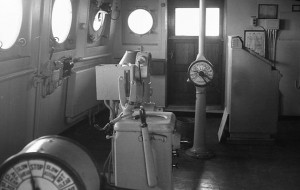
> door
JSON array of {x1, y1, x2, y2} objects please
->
[
  {"x1": 0, "y1": 0, "x2": 39, "y2": 162},
  {"x1": 167, "y1": 0, "x2": 224, "y2": 111}
]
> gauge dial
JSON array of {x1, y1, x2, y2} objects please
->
[
  {"x1": 0, "y1": 154, "x2": 81, "y2": 190},
  {"x1": 0, "y1": 136, "x2": 101, "y2": 190},
  {"x1": 188, "y1": 60, "x2": 214, "y2": 86}
]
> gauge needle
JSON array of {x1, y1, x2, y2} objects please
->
[
  {"x1": 200, "y1": 75, "x2": 209, "y2": 83},
  {"x1": 197, "y1": 71, "x2": 210, "y2": 83},
  {"x1": 30, "y1": 175, "x2": 41, "y2": 190}
]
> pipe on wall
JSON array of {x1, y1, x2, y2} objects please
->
[
  {"x1": 73, "y1": 53, "x2": 111, "y2": 64},
  {"x1": 197, "y1": 0, "x2": 206, "y2": 59},
  {"x1": 0, "y1": 69, "x2": 36, "y2": 83}
]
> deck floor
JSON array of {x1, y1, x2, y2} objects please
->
[{"x1": 61, "y1": 110, "x2": 300, "y2": 190}]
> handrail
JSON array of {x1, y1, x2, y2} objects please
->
[
  {"x1": 242, "y1": 47, "x2": 276, "y2": 69},
  {"x1": 73, "y1": 53, "x2": 111, "y2": 63}
]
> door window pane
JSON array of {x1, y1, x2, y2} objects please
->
[
  {"x1": 175, "y1": 8, "x2": 199, "y2": 36},
  {"x1": 175, "y1": 8, "x2": 220, "y2": 36},
  {"x1": 206, "y1": 8, "x2": 220, "y2": 36}
]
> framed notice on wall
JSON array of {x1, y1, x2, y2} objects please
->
[
  {"x1": 258, "y1": 4, "x2": 278, "y2": 19},
  {"x1": 292, "y1": 5, "x2": 300, "y2": 12},
  {"x1": 244, "y1": 30, "x2": 266, "y2": 57}
]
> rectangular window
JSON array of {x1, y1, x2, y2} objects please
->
[
  {"x1": 206, "y1": 8, "x2": 220, "y2": 36},
  {"x1": 175, "y1": 8, "x2": 220, "y2": 36},
  {"x1": 175, "y1": 8, "x2": 199, "y2": 36}
]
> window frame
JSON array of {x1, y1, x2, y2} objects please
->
[
  {"x1": 49, "y1": 0, "x2": 78, "y2": 52},
  {"x1": 0, "y1": 0, "x2": 31, "y2": 61},
  {"x1": 87, "y1": 0, "x2": 111, "y2": 47},
  {"x1": 168, "y1": 0, "x2": 223, "y2": 40}
]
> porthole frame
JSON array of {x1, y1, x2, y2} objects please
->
[
  {"x1": 121, "y1": 4, "x2": 158, "y2": 45},
  {"x1": 87, "y1": 0, "x2": 111, "y2": 47},
  {"x1": 0, "y1": 0, "x2": 31, "y2": 61},
  {"x1": 49, "y1": 0, "x2": 78, "y2": 52},
  {"x1": 0, "y1": 0, "x2": 23, "y2": 50}
]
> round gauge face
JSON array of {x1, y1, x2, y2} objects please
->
[
  {"x1": 188, "y1": 60, "x2": 214, "y2": 86},
  {"x1": 0, "y1": 155, "x2": 81, "y2": 190}
]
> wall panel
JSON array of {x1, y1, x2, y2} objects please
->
[
  {"x1": 226, "y1": 0, "x2": 300, "y2": 115},
  {"x1": 0, "y1": 72, "x2": 35, "y2": 163}
]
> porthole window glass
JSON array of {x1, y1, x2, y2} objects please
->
[
  {"x1": 128, "y1": 9, "x2": 153, "y2": 35},
  {"x1": 93, "y1": 11, "x2": 106, "y2": 31},
  {"x1": 51, "y1": 0, "x2": 73, "y2": 43},
  {"x1": 0, "y1": 0, "x2": 23, "y2": 49}
]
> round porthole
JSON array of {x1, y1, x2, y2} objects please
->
[
  {"x1": 93, "y1": 10, "x2": 106, "y2": 31},
  {"x1": 128, "y1": 9, "x2": 153, "y2": 35},
  {"x1": 51, "y1": 0, "x2": 73, "y2": 43},
  {"x1": 0, "y1": 0, "x2": 23, "y2": 49}
]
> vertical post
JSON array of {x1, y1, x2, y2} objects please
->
[
  {"x1": 192, "y1": 87, "x2": 207, "y2": 150},
  {"x1": 185, "y1": 0, "x2": 214, "y2": 159},
  {"x1": 198, "y1": 0, "x2": 205, "y2": 58},
  {"x1": 186, "y1": 86, "x2": 214, "y2": 159}
]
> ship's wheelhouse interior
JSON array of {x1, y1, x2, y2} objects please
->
[{"x1": 0, "y1": 0, "x2": 300, "y2": 189}]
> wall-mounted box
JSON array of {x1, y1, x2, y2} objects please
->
[
  {"x1": 292, "y1": 5, "x2": 300, "y2": 12},
  {"x1": 258, "y1": 19, "x2": 280, "y2": 30}
]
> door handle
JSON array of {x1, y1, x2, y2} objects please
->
[{"x1": 170, "y1": 51, "x2": 174, "y2": 60}]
